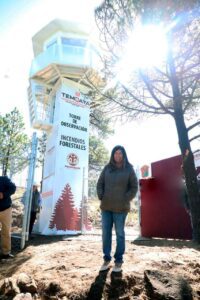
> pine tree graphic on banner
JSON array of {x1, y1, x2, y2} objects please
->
[{"x1": 49, "y1": 183, "x2": 78, "y2": 230}]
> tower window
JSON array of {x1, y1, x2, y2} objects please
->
[{"x1": 61, "y1": 38, "x2": 87, "y2": 47}]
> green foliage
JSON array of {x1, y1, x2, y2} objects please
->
[
  {"x1": 37, "y1": 132, "x2": 47, "y2": 167},
  {"x1": 88, "y1": 88, "x2": 114, "y2": 138},
  {"x1": 0, "y1": 108, "x2": 30, "y2": 176},
  {"x1": 90, "y1": 107, "x2": 114, "y2": 138},
  {"x1": 89, "y1": 135, "x2": 109, "y2": 171}
]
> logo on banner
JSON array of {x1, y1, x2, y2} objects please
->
[
  {"x1": 67, "y1": 153, "x2": 79, "y2": 167},
  {"x1": 61, "y1": 91, "x2": 90, "y2": 107}
]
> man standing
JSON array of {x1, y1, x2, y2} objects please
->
[
  {"x1": 0, "y1": 176, "x2": 16, "y2": 259},
  {"x1": 29, "y1": 182, "x2": 41, "y2": 236}
]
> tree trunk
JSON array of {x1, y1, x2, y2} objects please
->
[
  {"x1": 2, "y1": 160, "x2": 7, "y2": 176},
  {"x1": 173, "y1": 112, "x2": 200, "y2": 243},
  {"x1": 3, "y1": 149, "x2": 10, "y2": 177},
  {"x1": 168, "y1": 37, "x2": 200, "y2": 242}
]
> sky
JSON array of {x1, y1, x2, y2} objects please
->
[{"x1": 0, "y1": 0, "x2": 199, "y2": 170}]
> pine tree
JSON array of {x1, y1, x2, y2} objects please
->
[{"x1": 0, "y1": 107, "x2": 30, "y2": 176}]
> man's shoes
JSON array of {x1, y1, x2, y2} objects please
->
[
  {"x1": 100, "y1": 260, "x2": 110, "y2": 271},
  {"x1": 0, "y1": 253, "x2": 14, "y2": 259},
  {"x1": 112, "y1": 263, "x2": 122, "y2": 272}
]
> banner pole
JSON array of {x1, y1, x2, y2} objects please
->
[
  {"x1": 81, "y1": 167, "x2": 85, "y2": 234},
  {"x1": 21, "y1": 132, "x2": 38, "y2": 249}
]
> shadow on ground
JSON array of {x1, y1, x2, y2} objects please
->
[
  {"x1": 11, "y1": 233, "x2": 82, "y2": 250},
  {"x1": 0, "y1": 255, "x2": 31, "y2": 279},
  {"x1": 86, "y1": 270, "x2": 141, "y2": 300},
  {"x1": 132, "y1": 237, "x2": 200, "y2": 250}
]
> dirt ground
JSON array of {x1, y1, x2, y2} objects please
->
[{"x1": 0, "y1": 227, "x2": 200, "y2": 299}]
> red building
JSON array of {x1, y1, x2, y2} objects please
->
[{"x1": 139, "y1": 155, "x2": 193, "y2": 240}]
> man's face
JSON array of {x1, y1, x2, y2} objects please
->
[
  {"x1": 33, "y1": 185, "x2": 37, "y2": 191},
  {"x1": 114, "y1": 149, "x2": 123, "y2": 164}
]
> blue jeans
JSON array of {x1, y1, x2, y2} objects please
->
[{"x1": 102, "y1": 210, "x2": 127, "y2": 263}]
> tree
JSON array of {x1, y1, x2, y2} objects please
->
[
  {"x1": 89, "y1": 96, "x2": 113, "y2": 171},
  {"x1": 95, "y1": 1, "x2": 200, "y2": 242},
  {"x1": 89, "y1": 135, "x2": 109, "y2": 171},
  {"x1": 90, "y1": 101, "x2": 114, "y2": 138},
  {"x1": 37, "y1": 132, "x2": 47, "y2": 167},
  {"x1": 88, "y1": 135, "x2": 109, "y2": 198},
  {"x1": 0, "y1": 108, "x2": 30, "y2": 176}
]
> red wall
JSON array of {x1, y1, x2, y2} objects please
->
[{"x1": 140, "y1": 155, "x2": 192, "y2": 239}]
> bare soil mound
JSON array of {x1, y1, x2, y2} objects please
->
[{"x1": 0, "y1": 232, "x2": 200, "y2": 299}]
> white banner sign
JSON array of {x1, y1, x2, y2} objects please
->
[{"x1": 36, "y1": 79, "x2": 92, "y2": 235}]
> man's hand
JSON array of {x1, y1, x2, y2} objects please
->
[{"x1": 0, "y1": 192, "x2": 4, "y2": 199}]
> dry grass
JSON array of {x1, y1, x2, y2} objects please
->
[
  {"x1": 11, "y1": 187, "x2": 25, "y2": 232},
  {"x1": 87, "y1": 197, "x2": 139, "y2": 228}
]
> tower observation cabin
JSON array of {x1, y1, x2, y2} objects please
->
[{"x1": 28, "y1": 19, "x2": 101, "y2": 131}]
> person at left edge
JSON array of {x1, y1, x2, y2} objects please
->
[
  {"x1": 0, "y1": 176, "x2": 16, "y2": 259},
  {"x1": 21, "y1": 182, "x2": 42, "y2": 238}
]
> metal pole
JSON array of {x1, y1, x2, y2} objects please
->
[
  {"x1": 136, "y1": 166, "x2": 142, "y2": 237},
  {"x1": 81, "y1": 167, "x2": 85, "y2": 234},
  {"x1": 21, "y1": 132, "x2": 38, "y2": 249}
]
